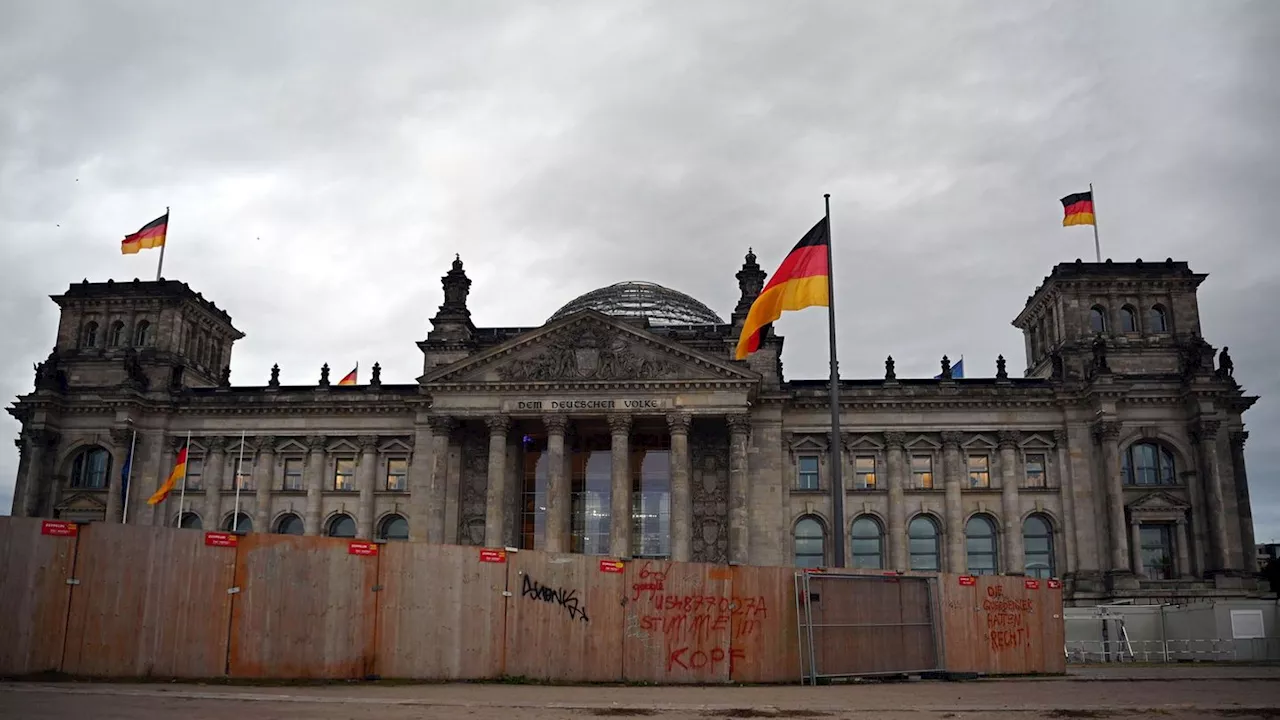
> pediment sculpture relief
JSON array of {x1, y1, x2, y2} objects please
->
[{"x1": 495, "y1": 323, "x2": 689, "y2": 382}]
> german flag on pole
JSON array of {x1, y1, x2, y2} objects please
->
[
  {"x1": 121, "y1": 212, "x2": 169, "y2": 254},
  {"x1": 735, "y1": 217, "x2": 831, "y2": 360},
  {"x1": 1060, "y1": 190, "x2": 1095, "y2": 226},
  {"x1": 147, "y1": 446, "x2": 188, "y2": 506},
  {"x1": 337, "y1": 366, "x2": 357, "y2": 386}
]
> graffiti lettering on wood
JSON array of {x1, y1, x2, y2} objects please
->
[
  {"x1": 667, "y1": 645, "x2": 747, "y2": 673},
  {"x1": 982, "y1": 584, "x2": 1034, "y2": 654},
  {"x1": 629, "y1": 560, "x2": 667, "y2": 600},
  {"x1": 521, "y1": 574, "x2": 589, "y2": 623}
]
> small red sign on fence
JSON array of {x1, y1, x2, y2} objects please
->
[
  {"x1": 348, "y1": 541, "x2": 378, "y2": 556},
  {"x1": 958, "y1": 575, "x2": 977, "y2": 586},
  {"x1": 204, "y1": 532, "x2": 238, "y2": 548},
  {"x1": 1047, "y1": 578, "x2": 1062, "y2": 589},
  {"x1": 479, "y1": 548, "x2": 507, "y2": 563},
  {"x1": 1024, "y1": 578, "x2": 1041, "y2": 590},
  {"x1": 41, "y1": 520, "x2": 77, "y2": 537},
  {"x1": 599, "y1": 559, "x2": 624, "y2": 574}
]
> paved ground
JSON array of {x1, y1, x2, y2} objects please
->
[{"x1": 3, "y1": 669, "x2": 1279, "y2": 719}]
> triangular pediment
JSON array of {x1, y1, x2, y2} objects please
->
[
  {"x1": 56, "y1": 492, "x2": 107, "y2": 512},
  {"x1": 1127, "y1": 491, "x2": 1190, "y2": 514},
  {"x1": 422, "y1": 311, "x2": 760, "y2": 385}
]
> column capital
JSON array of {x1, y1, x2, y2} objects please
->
[
  {"x1": 998, "y1": 429, "x2": 1021, "y2": 450},
  {"x1": 1052, "y1": 428, "x2": 1069, "y2": 446},
  {"x1": 356, "y1": 434, "x2": 379, "y2": 452},
  {"x1": 1091, "y1": 420, "x2": 1121, "y2": 442},
  {"x1": 542, "y1": 414, "x2": 569, "y2": 435},
  {"x1": 1230, "y1": 430, "x2": 1248, "y2": 449},
  {"x1": 24, "y1": 427, "x2": 60, "y2": 450},
  {"x1": 726, "y1": 413, "x2": 751, "y2": 435},
  {"x1": 206, "y1": 435, "x2": 229, "y2": 453},
  {"x1": 108, "y1": 427, "x2": 133, "y2": 447},
  {"x1": 427, "y1": 415, "x2": 457, "y2": 434},
  {"x1": 883, "y1": 430, "x2": 906, "y2": 449},
  {"x1": 608, "y1": 413, "x2": 633, "y2": 436},
  {"x1": 940, "y1": 431, "x2": 963, "y2": 449},
  {"x1": 1190, "y1": 418, "x2": 1222, "y2": 444},
  {"x1": 666, "y1": 412, "x2": 692, "y2": 436},
  {"x1": 256, "y1": 435, "x2": 278, "y2": 453},
  {"x1": 486, "y1": 415, "x2": 511, "y2": 436},
  {"x1": 304, "y1": 434, "x2": 328, "y2": 452},
  {"x1": 169, "y1": 435, "x2": 188, "y2": 453}
]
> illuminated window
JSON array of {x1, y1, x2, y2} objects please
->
[
  {"x1": 282, "y1": 457, "x2": 303, "y2": 491},
  {"x1": 854, "y1": 456, "x2": 877, "y2": 489},
  {"x1": 1024, "y1": 454, "x2": 1046, "y2": 488},
  {"x1": 333, "y1": 457, "x2": 356, "y2": 491},
  {"x1": 911, "y1": 455, "x2": 933, "y2": 489},
  {"x1": 385, "y1": 458, "x2": 408, "y2": 491},
  {"x1": 968, "y1": 455, "x2": 990, "y2": 488}
]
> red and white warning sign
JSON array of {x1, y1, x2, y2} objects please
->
[
  {"x1": 41, "y1": 520, "x2": 77, "y2": 537},
  {"x1": 598, "y1": 559, "x2": 624, "y2": 574},
  {"x1": 479, "y1": 548, "x2": 507, "y2": 563},
  {"x1": 204, "y1": 532, "x2": 238, "y2": 547},
  {"x1": 348, "y1": 541, "x2": 378, "y2": 556},
  {"x1": 1047, "y1": 578, "x2": 1062, "y2": 589},
  {"x1": 1024, "y1": 578, "x2": 1041, "y2": 590},
  {"x1": 958, "y1": 575, "x2": 977, "y2": 586}
]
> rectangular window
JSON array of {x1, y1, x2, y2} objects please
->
[
  {"x1": 854, "y1": 456, "x2": 877, "y2": 490},
  {"x1": 333, "y1": 456, "x2": 356, "y2": 491},
  {"x1": 796, "y1": 455, "x2": 820, "y2": 490},
  {"x1": 1140, "y1": 524, "x2": 1175, "y2": 580},
  {"x1": 1024, "y1": 454, "x2": 1046, "y2": 488},
  {"x1": 231, "y1": 458, "x2": 254, "y2": 491},
  {"x1": 968, "y1": 455, "x2": 990, "y2": 488},
  {"x1": 184, "y1": 456, "x2": 204, "y2": 491},
  {"x1": 385, "y1": 458, "x2": 408, "y2": 491},
  {"x1": 282, "y1": 457, "x2": 304, "y2": 491},
  {"x1": 911, "y1": 455, "x2": 933, "y2": 489}
]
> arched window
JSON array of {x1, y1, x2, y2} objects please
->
[
  {"x1": 69, "y1": 447, "x2": 111, "y2": 488},
  {"x1": 1120, "y1": 305, "x2": 1138, "y2": 332},
  {"x1": 793, "y1": 516, "x2": 826, "y2": 568},
  {"x1": 327, "y1": 514, "x2": 357, "y2": 538},
  {"x1": 378, "y1": 514, "x2": 409, "y2": 541},
  {"x1": 908, "y1": 516, "x2": 941, "y2": 572},
  {"x1": 1089, "y1": 306, "x2": 1107, "y2": 333},
  {"x1": 850, "y1": 516, "x2": 884, "y2": 569},
  {"x1": 1122, "y1": 442, "x2": 1176, "y2": 486},
  {"x1": 274, "y1": 513, "x2": 304, "y2": 535},
  {"x1": 108, "y1": 321, "x2": 125, "y2": 347},
  {"x1": 82, "y1": 321, "x2": 99, "y2": 348},
  {"x1": 177, "y1": 512, "x2": 202, "y2": 529},
  {"x1": 1148, "y1": 305, "x2": 1168, "y2": 333},
  {"x1": 133, "y1": 320, "x2": 151, "y2": 346},
  {"x1": 965, "y1": 515, "x2": 999, "y2": 575},
  {"x1": 1023, "y1": 515, "x2": 1055, "y2": 578},
  {"x1": 222, "y1": 513, "x2": 253, "y2": 533}
]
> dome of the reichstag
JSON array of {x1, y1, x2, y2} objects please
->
[{"x1": 548, "y1": 281, "x2": 725, "y2": 326}]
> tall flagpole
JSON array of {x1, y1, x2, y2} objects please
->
[
  {"x1": 1090, "y1": 183, "x2": 1101, "y2": 263},
  {"x1": 176, "y1": 431, "x2": 191, "y2": 527},
  {"x1": 156, "y1": 206, "x2": 169, "y2": 281},
  {"x1": 122, "y1": 427, "x2": 138, "y2": 524},
  {"x1": 824, "y1": 193, "x2": 847, "y2": 568},
  {"x1": 232, "y1": 429, "x2": 246, "y2": 531}
]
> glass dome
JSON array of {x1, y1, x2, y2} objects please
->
[{"x1": 548, "y1": 281, "x2": 724, "y2": 326}]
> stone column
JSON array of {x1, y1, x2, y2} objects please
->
[
  {"x1": 356, "y1": 435, "x2": 378, "y2": 539},
  {"x1": 17, "y1": 428, "x2": 58, "y2": 517},
  {"x1": 668, "y1": 413, "x2": 693, "y2": 562},
  {"x1": 1175, "y1": 518, "x2": 1192, "y2": 579},
  {"x1": 105, "y1": 428, "x2": 132, "y2": 523},
  {"x1": 253, "y1": 437, "x2": 276, "y2": 533},
  {"x1": 1130, "y1": 518, "x2": 1144, "y2": 576},
  {"x1": 1093, "y1": 421, "x2": 1130, "y2": 572},
  {"x1": 609, "y1": 414, "x2": 633, "y2": 558},
  {"x1": 303, "y1": 435, "x2": 327, "y2": 535},
  {"x1": 884, "y1": 431, "x2": 907, "y2": 571},
  {"x1": 998, "y1": 430, "x2": 1024, "y2": 574},
  {"x1": 941, "y1": 431, "x2": 965, "y2": 574},
  {"x1": 727, "y1": 414, "x2": 751, "y2": 565},
  {"x1": 425, "y1": 417, "x2": 454, "y2": 543},
  {"x1": 484, "y1": 416, "x2": 510, "y2": 547},
  {"x1": 1230, "y1": 431, "x2": 1256, "y2": 570},
  {"x1": 203, "y1": 436, "x2": 228, "y2": 531},
  {"x1": 543, "y1": 415, "x2": 570, "y2": 553},
  {"x1": 1193, "y1": 419, "x2": 1231, "y2": 571},
  {"x1": 1052, "y1": 429, "x2": 1079, "y2": 574}
]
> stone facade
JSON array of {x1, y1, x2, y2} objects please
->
[{"x1": 7, "y1": 255, "x2": 1263, "y2": 605}]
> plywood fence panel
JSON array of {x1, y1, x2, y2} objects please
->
[
  {"x1": 729, "y1": 564, "x2": 799, "y2": 683},
  {"x1": 375, "y1": 542, "x2": 506, "y2": 679},
  {"x1": 229, "y1": 534, "x2": 377, "y2": 679},
  {"x1": 805, "y1": 573, "x2": 938, "y2": 677},
  {"x1": 939, "y1": 574, "x2": 1065, "y2": 675},
  {"x1": 0, "y1": 517, "x2": 77, "y2": 676},
  {"x1": 504, "y1": 550, "x2": 625, "y2": 682},
  {"x1": 61, "y1": 523, "x2": 235, "y2": 678},
  {"x1": 623, "y1": 559, "x2": 734, "y2": 684}
]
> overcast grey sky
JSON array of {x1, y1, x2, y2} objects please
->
[{"x1": 1, "y1": 0, "x2": 1276, "y2": 541}]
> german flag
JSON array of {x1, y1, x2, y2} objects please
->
[
  {"x1": 1061, "y1": 191, "x2": 1095, "y2": 227},
  {"x1": 735, "y1": 217, "x2": 830, "y2": 360},
  {"x1": 147, "y1": 446, "x2": 188, "y2": 506},
  {"x1": 337, "y1": 366, "x2": 357, "y2": 385},
  {"x1": 121, "y1": 212, "x2": 169, "y2": 254}
]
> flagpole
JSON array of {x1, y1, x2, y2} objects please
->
[
  {"x1": 824, "y1": 193, "x2": 847, "y2": 568},
  {"x1": 122, "y1": 427, "x2": 138, "y2": 524},
  {"x1": 232, "y1": 429, "x2": 246, "y2": 532},
  {"x1": 156, "y1": 206, "x2": 169, "y2": 281},
  {"x1": 1090, "y1": 184, "x2": 1101, "y2": 263},
  {"x1": 177, "y1": 431, "x2": 191, "y2": 527}
]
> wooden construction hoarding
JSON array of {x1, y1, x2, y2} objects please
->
[
  {"x1": 939, "y1": 573, "x2": 1066, "y2": 675},
  {"x1": 0, "y1": 517, "x2": 77, "y2": 676}
]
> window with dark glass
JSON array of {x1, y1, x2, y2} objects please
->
[
  {"x1": 108, "y1": 320, "x2": 125, "y2": 347},
  {"x1": 1089, "y1": 306, "x2": 1107, "y2": 333},
  {"x1": 850, "y1": 516, "x2": 884, "y2": 569},
  {"x1": 794, "y1": 516, "x2": 825, "y2": 568},
  {"x1": 968, "y1": 454, "x2": 990, "y2": 488},
  {"x1": 230, "y1": 457, "x2": 254, "y2": 490},
  {"x1": 570, "y1": 435, "x2": 612, "y2": 555},
  {"x1": 222, "y1": 513, "x2": 252, "y2": 533},
  {"x1": 911, "y1": 455, "x2": 934, "y2": 489},
  {"x1": 1148, "y1": 305, "x2": 1169, "y2": 333},
  {"x1": 1023, "y1": 515, "x2": 1055, "y2": 578},
  {"x1": 327, "y1": 514, "x2": 356, "y2": 538},
  {"x1": 1122, "y1": 442, "x2": 1176, "y2": 486},
  {"x1": 275, "y1": 513, "x2": 304, "y2": 535},
  {"x1": 82, "y1": 321, "x2": 99, "y2": 348},
  {"x1": 379, "y1": 514, "x2": 409, "y2": 541},
  {"x1": 908, "y1": 516, "x2": 941, "y2": 572},
  {"x1": 178, "y1": 512, "x2": 202, "y2": 530},
  {"x1": 1120, "y1": 305, "x2": 1138, "y2": 332},
  {"x1": 282, "y1": 457, "x2": 303, "y2": 490},
  {"x1": 1024, "y1": 454, "x2": 1047, "y2": 488},
  {"x1": 796, "y1": 455, "x2": 820, "y2": 490},
  {"x1": 965, "y1": 515, "x2": 999, "y2": 575},
  {"x1": 69, "y1": 447, "x2": 111, "y2": 489},
  {"x1": 854, "y1": 456, "x2": 877, "y2": 489},
  {"x1": 1140, "y1": 524, "x2": 1175, "y2": 579},
  {"x1": 520, "y1": 434, "x2": 548, "y2": 550},
  {"x1": 631, "y1": 442, "x2": 672, "y2": 559},
  {"x1": 385, "y1": 458, "x2": 408, "y2": 491},
  {"x1": 133, "y1": 319, "x2": 150, "y2": 346},
  {"x1": 183, "y1": 456, "x2": 204, "y2": 491}
]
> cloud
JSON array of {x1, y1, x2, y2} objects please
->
[{"x1": 2, "y1": 0, "x2": 1277, "y2": 544}]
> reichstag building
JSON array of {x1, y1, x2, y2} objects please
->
[{"x1": 8, "y1": 252, "x2": 1261, "y2": 604}]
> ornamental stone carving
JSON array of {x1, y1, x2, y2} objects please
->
[
  {"x1": 1230, "y1": 430, "x2": 1248, "y2": 449},
  {"x1": 666, "y1": 412, "x2": 692, "y2": 435},
  {"x1": 257, "y1": 435, "x2": 278, "y2": 453},
  {"x1": 495, "y1": 324, "x2": 686, "y2": 382},
  {"x1": 542, "y1": 414, "x2": 568, "y2": 434},
  {"x1": 357, "y1": 435, "x2": 379, "y2": 452},
  {"x1": 1190, "y1": 419, "x2": 1222, "y2": 444},
  {"x1": 940, "y1": 431, "x2": 963, "y2": 449},
  {"x1": 608, "y1": 414, "x2": 633, "y2": 435},
  {"x1": 305, "y1": 435, "x2": 328, "y2": 452},
  {"x1": 726, "y1": 414, "x2": 752, "y2": 435},
  {"x1": 998, "y1": 430, "x2": 1021, "y2": 449},
  {"x1": 108, "y1": 428, "x2": 133, "y2": 447},
  {"x1": 486, "y1": 415, "x2": 511, "y2": 435},
  {"x1": 26, "y1": 427, "x2": 60, "y2": 450},
  {"x1": 884, "y1": 431, "x2": 906, "y2": 449},
  {"x1": 1092, "y1": 421, "x2": 1121, "y2": 442},
  {"x1": 427, "y1": 416, "x2": 457, "y2": 435},
  {"x1": 206, "y1": 435, "x2": 228, "y2": 453}
]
